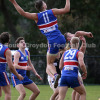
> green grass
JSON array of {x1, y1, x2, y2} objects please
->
[{"x1": 1, "y1": 85, "x2": 100, "y2": 100}]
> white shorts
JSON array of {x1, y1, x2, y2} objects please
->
[{"x1": 48, "y1": 75, "x2": 61, "y2": 91}]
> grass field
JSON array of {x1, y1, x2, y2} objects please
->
[{"x1": 1, "y1": 85, "x2": 100, "y2": 100}]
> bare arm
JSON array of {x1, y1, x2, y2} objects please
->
[
  {"x1": 59, "y1": 53, "x2": 64, "y2": 70},
  {"x1": 75, "y1": 31, "x2": 93, "y2": 38},
  {"x1": 78, "y1": 52, "x2": 87, "y2": 79},
  {"x1": 5, "y1": 49, "x2": 23, "y2": 80},
  {"x1": 9, "y1": 0, "x2": 37, "y2": 21},
  {"x1": 52, "y1": 0, "x2": 70, "y2": 15},
  {"x1": 79, "y1": 36, "x2": 86, "y2": 54},
  {"x1": 14, "y1": 51, "x2": 27, "y2": 70},
  {"x1": 27, "y1": 51, "x2": 42, "y2": 80}
]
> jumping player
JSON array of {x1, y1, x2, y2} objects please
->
[
  {"x1": 58, "y1": 37, "x2": 87, "y2": 100},
  {"x1": 9, "y1": 0, "x2": 70, "y2": 81},
  {"x1": 0, "y1": 32, "x2": 23, "y2": 100},
  {"x1": 11, "y1": 37, "x2": 42, "y2": 100}
]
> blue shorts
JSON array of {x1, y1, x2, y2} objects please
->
[
  {"x1": 48, "y1": 34, "x2": 66, "y2": 54},
  {"x1": 60, "y1": 76, "x2": 82, "y2": 88},
  {"x1": 11, "y1": 76, "x2": 33, "y2": 87},
  {"x1": 0, "y1": 72, "x2": 10, "y2": 86}
]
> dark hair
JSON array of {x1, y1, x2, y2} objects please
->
[
  {"x1": 15, "y1": 37, "x2": 24, "y2": 44},
  {"x1": 0, "y1": 32, "x2": 9, "y2": 44},
  {"x1": 64, "y1": 32, "x2": 68, "y2": 42},
  {"x1": 35, "y1": 0, "x2": 43, "y2": 11}
]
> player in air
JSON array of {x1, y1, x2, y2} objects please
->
[
  {"x1": 0, "y1": 32, "x2": 23, "y2": 100},
  {"x1": 58, "y1": 37, "x2": 87, "y2": 100},
  {"x1": 9, "y1": 0, "x2": 70, "y2": 82},
  {"x1": 11, "y1": 37, "x2": 42, "y2": 100}
]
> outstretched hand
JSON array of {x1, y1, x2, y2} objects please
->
[
  {"x1": 35, "y1": 73, "x2": 43, "y2": 81},
  {"x1": 18, "y1": 74, "x2": 24, "y2": 81},
  {"x1": 82, "y1": 73, "x2": 87, "y2": 80},
  {"x1": 86, "y1": 32, "x2": 93, "y2": 38}
]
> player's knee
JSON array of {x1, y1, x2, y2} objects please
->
[
  {"x1": 37, "y1": 90, "x2": 40, "y2": 95},
  {"x1": 84, "y1": 90, "x2": 86, "y2": 96},
  {"x1": 80, "y1": 89, "x2": 86, "y2": 96},
  {"x1": 54, "y1": 89, "x2": 59, "y2": 94},
  {"x1": 35, "y1": 90, "x2": 40, "y2": 96},
  {"x1": 47, "y1": 61, "x2": 53, "y2": 65},
  {"x1": 5, "y1": 93, "x2": 11, "y2": 99},
  {"x1": 20, "y1": 92, "x2": 26, "y2": 98},
  {"x1": 5, "y1": 90, "x2": 11, "y2": 96}
]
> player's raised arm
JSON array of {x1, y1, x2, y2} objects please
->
[
  {"x1": 79, "y1": 36, "x2": 86, "y2": 54},
  {"x1": 52, "y1": 0, "x2": 70, "y2": 15},
  {"x1": 75, "y1": 31, "x2": 93, "y2": 38},
  {"x1": 9, "y1": 0, "x2": 37, "y2": 20}
]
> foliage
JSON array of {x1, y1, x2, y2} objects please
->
[{"x1": 0, "y1": 0, "x2": 99, "y2": 55}]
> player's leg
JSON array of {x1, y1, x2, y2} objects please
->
[
  {"x1": 47, "y1": 37, "x2": 62, "y2": 76},
  {"x1": 72, "y1": 90, "x2": 76, "y2": 100},
  {"x1": 15, "y1": 84, "x2": 26, "y2": 100},
  {"x1": 55, "y1": 94, "x2": 59, "y2": 100},
  {"x1": 58, "y1": 76, "x2": 69, "y2": 100},
  {"x1": 2, "y1": 85, "x2": 11, "y2": 100},
  {"x1": 24, "y1": 82, "x2": 40, "y2": 100},
  {"x1": 73, "y1": 71, "x2": 83, "y2": 100},
  {"x1": 72, "y1": 90, "x2": 80, "y2": 100},
  {"x1": 75, "y1": 92, "x2": 80, "y2": 100},
  {"x1": 47, "y1": 52, "x2": 57, "y2": 75},
  {"x1": 50, "y1": 87, "x2": 59, "y2": 100},
  {"x1": 47, "y1": 53, "x2": 61, "y2": 88},
  {"x1": 58, "y1": 86, "x2": 68, "y2": 100},
  {"x1": 73, "y1": 84, "x2": 86, "y2": 100},
  {"x1": 1, "y1": 72, "x2": 11, "y2": 100}
]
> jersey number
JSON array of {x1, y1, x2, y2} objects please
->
[
  {"x1": 43, "y1": 12, "x2": 50, "y2": 23},
  {"x1": 64, "y1": 50, "x2": 76, "y2": 59}
]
